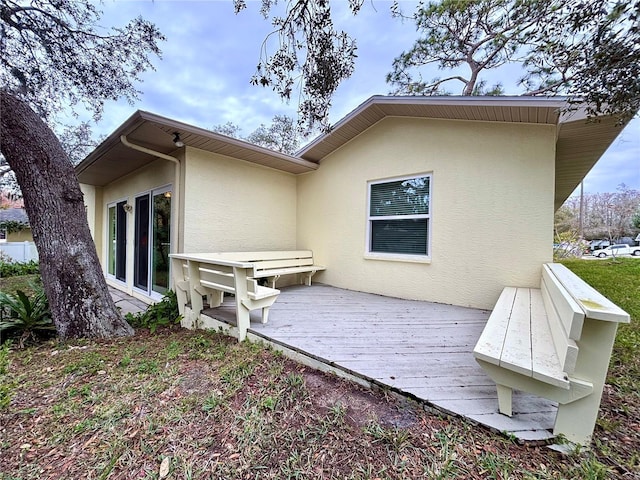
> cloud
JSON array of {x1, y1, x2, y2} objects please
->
[
  {"x1": 580, "y1": 119, "x2": 640, "y2": 194},
  {"x1": 85, "y1": 0, "x2": 638, "y2": 194}
]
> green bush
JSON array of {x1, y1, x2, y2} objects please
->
[
  {"x1": 0, "y1": 343, "x2": 12, "y2": 409},
  {"x1": 125, "y1": 290, "x2": 182, "y2": 333},
  {"x1": 0, "y1": 260, "x2": 40, "y2": 278},
  {"x1": 0, "y1": 280, "x2": 55, "y2": 346}
]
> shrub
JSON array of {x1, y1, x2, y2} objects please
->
[
  {"x1": 0, "y1": 259, "x2": 40, "y2": 278},
  {"x1": 0, "y1": 343, "x2": 12, "y2": 409},
  {"x1": 0, "y1": 280, "x2": 55, "y2": 346},
  {"x1": 125, "y1": 290, "x2": 182, "y2": 333}
]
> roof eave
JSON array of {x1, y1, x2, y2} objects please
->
[
  {"x1": 297, "y1": 95, "x2": 570, "y2": 159},
  {"x1": 76, "y1": 111, "x2": 318, "y2": 186}
]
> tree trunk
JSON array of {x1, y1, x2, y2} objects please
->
[{"x1": 0, "y1": 91, "x2": 134, "y2": 339}]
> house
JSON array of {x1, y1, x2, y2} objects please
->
[
  {"x1": 0, "y1": 208, "x2": 33, "y2": 243},
  {"x1": 76, "y1": 96, "x2": 627, "y2": 308}
]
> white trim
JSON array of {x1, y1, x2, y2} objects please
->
[
  {"x1": 105, "y1": 197, "x2": 129, "y2": 282},
  {"x1": 133, "y1": 184, "x2": 172, "y2": 299},
  {"x1": 365, "y1": 173, "x2": 432, "y2": 261},
  {"x1": 297, "y1": 95, "x2": 569, "y2": 156}
]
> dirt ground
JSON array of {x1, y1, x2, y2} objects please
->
[{"x1": 1, "y1": 328, "x2": 638, "y2": 479}]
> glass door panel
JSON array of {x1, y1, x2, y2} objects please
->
[
  {"x1": 152, "y1": 192, "x2": 171, "y2": 295},
  {"x1": 107, "y1": 205, "x2": 116, "y2": 276},
  {"x1": 134, "y1": 194, "x2": 150, "y2": 290},
  {"x1": 115, "y1": 201, "x2": 127, "y2": 282},
  {"x1": 133, "y1": 187, "x2": 171, "y2": 297}
]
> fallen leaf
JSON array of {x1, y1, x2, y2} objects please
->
[{"x1": 159, "y1": 457, "x2": 170, "y2": 478}]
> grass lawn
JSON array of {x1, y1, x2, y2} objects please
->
[
  {"x1": 0, "y1": 260, "x2": 638, "y2": 479},
  {"x1": 0, "y1": 274, "x2": 40, "y2": 297}
]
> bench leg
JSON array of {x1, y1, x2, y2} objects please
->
[
  {"x1": 174, "y1": 286, "x2": 188, "y2": 317},
  {"x1": 207, "y1": 290, "x2": 224, "y2": 308},
  {"x1": 236, "y1": 302, "x2": 250, "y2": 342},
  {"x1": 496, "y1": 384, "x2": 513, "y2": 417},
  {"x1": 554, "y1": 400, "x2": 595, "y2": 445},
  {"x1": 302, "y1": 271, "x2": 317, "y2": 286},
  {"x1": 262, "y1": 306, "x2": 270, "y2": 324},
  {"x1": 552, "y1": 319, "x2": 620, "y2": 445}
]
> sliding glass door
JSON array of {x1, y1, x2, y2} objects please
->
[
  {"x1": 134, "y1": 195, "x2": 150, "y2": 290},
  {"x1": 107, "y1": 201, "x2": 127, "y2": 282},
  {"x1": 134, "y1": 187, "x2": 171, "y2": 297}
]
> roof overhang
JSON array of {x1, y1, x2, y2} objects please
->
[
  {"x1": 297, "y1": 96, "x2": 629, "y2": 210},
  {"x1": 77, "y1": 97, "x2": 629, "y2": 211},
  {"x1": 555, "y1": 113, "x2": 624, "y2": 209},
  {"x1": 76, "y1": 111, "x2": 318, "y2": 186}
]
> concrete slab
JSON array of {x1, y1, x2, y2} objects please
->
[{"x1": 109, "y1": 287, "x2": 147, "y2": 316}]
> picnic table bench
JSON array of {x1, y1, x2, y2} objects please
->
[
  {"x1": 170, "y1": 253, "x2": 280, "y2": 341},
  {"x1": 473, "y1": 263, "x2": 629, "y2": 445}
]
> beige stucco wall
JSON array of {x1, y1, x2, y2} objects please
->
[
  {"x1": 96, "y1": 159, "x2": 175, "y2": 299},
  {"x1": 296, "y1": 117, "x2": 556, "y2": 310},
  {"x1": 6, "y1": 229, "x2": 33, "y2": 242},
  {"x1": 182, "y1": 147, "x2": 297, "y2": 253},
  {"x1": 80, "y1": 183, "x2": 100, "y2": 243}
]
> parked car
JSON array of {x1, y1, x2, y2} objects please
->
[
  {"x1": 589, "y1": 239, "x2": 610, "y2": 252},
  {"x1": 592, "y1": 244, "x2": 640, "y2": 258},
  {"x1": 616, "y1": 237, "x2": 635, "y2": 246}
]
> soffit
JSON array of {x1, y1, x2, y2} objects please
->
[
  {"x1": 298, "y1": 96, "x2": 565, "y2": 162},
  {"x1": 76, "y1": 112, "x2": 318, "y2": 186},
  {"x1": 555, "y1": 115, "x2": 624, "y2": 210}
]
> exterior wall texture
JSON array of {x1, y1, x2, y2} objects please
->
[
  {"x1": 6, "y1": 229, "x2": 33, "y2": 242},
  {"x1": 296, "y1": 117, "x2": 556, "y2": 310},
  {"x1": 182, "y1": 147, "x2": 297, "y2": 253},
  {"x1": 94, "y1": 159, "x2": 175, "y2": 299},
  {"x1": 80, "y1": 183, "x2": 100, "y2": 245}
]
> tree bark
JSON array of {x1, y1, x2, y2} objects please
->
[{"x1": 0, "y1": 91, "x2": 134, "y2": 339}]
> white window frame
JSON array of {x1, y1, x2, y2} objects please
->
[
  {"x1": 105, "y1": 197, "x2": 129, "y2": 285},
  {"x1": 365, "y1": 173, "x2": 432, "y2": 263}
]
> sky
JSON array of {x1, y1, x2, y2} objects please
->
[{"x1": 87, "y1": 0, "x2": 639, "y2": 196}]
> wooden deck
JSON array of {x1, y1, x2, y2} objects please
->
[{"x1": 202, "y1": 284, "x2": 558, "y2": 442}]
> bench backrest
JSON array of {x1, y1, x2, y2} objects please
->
[
  {"x1": 211, "y1": 250, "x2": 315, "y2": 273},
  {"x1": 540, "y1": 264, "x2": 584, "y2": 375},
  {"x1": 198, "y1": 264, "x2": 236, "y2": 294},
  {"x1": 545, "y1": 263, "x2": 630, "y2": 324}
]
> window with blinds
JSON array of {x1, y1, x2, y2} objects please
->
[{"x1": 367, "y1": 174, "x2": 431, "y2": 257}]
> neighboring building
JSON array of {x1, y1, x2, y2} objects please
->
[
  {"x1": 0, "y1": 208, "x2": 33, "y2": 243},
  {"x1": 76, "y1": 96, "x2": 628, "y2": 307}
]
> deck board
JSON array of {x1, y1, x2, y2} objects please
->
[{"x1": 202, "y1": 284, "x2": 558, "y2": 442}]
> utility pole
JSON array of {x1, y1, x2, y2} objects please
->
[{"x1": 579, "y1": 181, "x2": 584, "y2": 239}]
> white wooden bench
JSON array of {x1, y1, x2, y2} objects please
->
[
  {"x1": 212, "y1": 250, "x2": 325, "y2": 288},
  {"x1": 473, "y1": 263, "x2": 630, "y2": 445},
  {"x1": 170, "y1": 254, "x2": 280, "y2": 341}
]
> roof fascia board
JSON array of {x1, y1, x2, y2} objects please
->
[
  {"x1": 75, "y1": 111, "x2": 147, "y2": 176},
  {"x1": 137, "y1": 111, "x2": 318, "y2": 171},
  {"x1": 369, "y1": 95, "x2": 569, "y2": 108},
  {"x1": 76, "y1": 110, "x2": 318, "y2": 177},
  {"x1": 297, "y1": 95, "x2": 570, "y2": 157}
]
